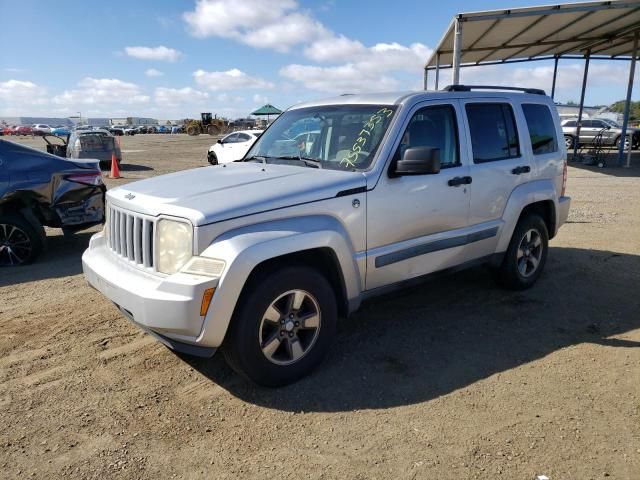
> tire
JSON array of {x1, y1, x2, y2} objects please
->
[
  {"x1": 207, "y1": 124, "x2": 220, "y2": 136},
  {"x1": 615, "y1": 136, "x2": 631, "y2": 150},
  {"x1": 0, "y1": 213, "x2": 45, "y2": 266},
  {"x1": 207, "y1": 152, "x2": 218, "y2": 165},
  {"x1": 222, "y1": 266, "x2": 337, "y2": 387},
  {"x1": 494, "y1": 214, "x2": 549, "y2": 290},
  {"x1": 564, "y1": 135, "x2": 574, "y2": 150},
  {"x1": 187, "y1": 125, "x2": 200, "y2": 136}
]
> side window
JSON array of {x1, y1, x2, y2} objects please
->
[
  {"x1": 522, "y1": 104, "x2": 558, "y2": 155},
  {"x1": 582, "y1": 120, "x2": 593, "y2": 128},
  {"x1": 398, "y1": 104, "x2": 460, "y2": 168},
  {"x1": 237, "y1": 133, "x2": 252, "y2": 142},
  {"x1": 564, "y1": 120, "x2": 576, "y2": 127},
  {"x1": 223, "y1": 133, "x2": 238, "y2": 143},
  {"x1": 465, "y1": 103, "x2": 520, "y2": 163}
]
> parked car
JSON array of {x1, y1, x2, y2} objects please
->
[
  {"x1": 83, "y1": 86, "x2": 571, "y2": 387},
  {"x1": 561, "y1": 118, "x2": 638, "y2": 149},
  {"x1": 13, "y1": 125, "x2": 33, "y2": 136},
  {"x1": 63, "y1": 130, "x2": 122, "y2": 170},
  {"x1": 51, "y1": 125, "x2": 71, "y2": 136},
  {"x1": 107, "y1": 126, "x2": 125, "y2": 136},
  {"x1": 123, "y1": 126, "x2": 137, "y2": 136},
  {"x1": 156, "y1": 125, "x2": 171, "y2": 134},
  {"x1": 31, "y1": 124, "x2": 51, "y2": 135},
  {"x1": 207, "y1": 129, "x2": 263, "y2": 165},
  {"x1": 0, "y1": 139, "x2": 105, "y2": 265},
  {"x1": 0, "y1": 125, "x2": 11, "y2": 136}
]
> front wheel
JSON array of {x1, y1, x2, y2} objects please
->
[
  {"x1": 494, "y1": 214, "x2": 549, "y2": 290},
  {"x1": 0, "y1": 213, "x2": 44, "y2": 266},
  {"x1": 207, "y1": 151, "x2": 218, "y2": 165},
  {"x1": 222, "y1": 266, "x2": 337, "y2": 387}
]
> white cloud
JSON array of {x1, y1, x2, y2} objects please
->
[
  {"x1": 193, "y1": 68, "x2": 274, "y2": 91},
  {"x1": 4, "y1": 67, "x2": 26, "y2": 73},
  {"x1": 155, "y1": 87, "x2": 209, "y2": 107},
  {"x1": 52, "y1": 78, "x2": 150, "y2": 106},
  {"x1": 125, "y1": 45, "x2": 181, "y2": 62},
  {"x1": 183, "y1": 0, "x2": 325, "y2": 52},
  {"x1": 145, "y1": 68, "x2": 164, "y2": 77},
  {"x1": 281, "y1": 42, "x2": 431, "y2": 93},
  {"x1": 252, "y1": 93, "x2": 269, "y2": 104},
  {"x1": 0, "y1": 80, "x2": 48, "y2": 104}
]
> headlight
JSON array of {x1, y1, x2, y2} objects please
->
[{"x1": 156, "y1": 219, "x2": 193, "y2": 274}]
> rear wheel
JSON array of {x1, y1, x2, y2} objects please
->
[
  {"x1": 222, "y1": 266, "x2": 337, "y2": 387},
  {"x1": 494, "y1": 214, "x2": 548, "y2": 290},
  {"x1": 615, "y1": 135, "x2": 631, "y2": 150},
  {"x1": 0, "y1": 213, "x2": 44, "y2": 266}
]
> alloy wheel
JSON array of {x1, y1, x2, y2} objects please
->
[
  {"x1": 0, "y1": 223, "x2": 33, "y2": 266},
  {"x1": 258, "y1": 289, "x2": 321, "y2": 366},
  {"x1": 516, "y1": 229, "x2": 543, "y2": 278}
]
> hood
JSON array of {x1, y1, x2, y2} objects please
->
[{"x1": 107, "y1": 162, "x2": 366, "y2": 225}]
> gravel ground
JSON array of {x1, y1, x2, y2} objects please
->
[{"x1": 1, "y1": 134, "x2": 639, "y2": 480}]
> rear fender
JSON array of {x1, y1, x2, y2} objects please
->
[
  {"x1": 196, "y1": 215, "x2": 362, "y2": 347},
  {"x1": 496, "y1": 179, "x2": 558, "y2": 253}
]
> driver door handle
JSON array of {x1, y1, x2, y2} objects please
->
[
  {"x1": 511, "y1": 165, "x2": 531, "y2": 175},
  {"x1": 448, "y1": 176, "x2": 472, "y2": 187}
]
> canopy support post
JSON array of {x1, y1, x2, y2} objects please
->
[
  {"x1": 423, "y1": 68, "x2": 429, "y2": 91},
  {"x1": 551, "y1": 56, "x2": 559, "y2": 100},
  {"x1": 435, "y1": 53, "x2": 441, "y2": 90},
  {"x1": 619, "y1": 31, "x2": 638, "y2": 167},
  {"x1": 452, "y1": 17, "x2": 463, "y2": 85},
  {"x1": 574, "y1": 49, "x2": 591, "y2": 159}
]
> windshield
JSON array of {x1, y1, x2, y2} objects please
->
[{"x1": 244, "y1": 104, "x2": 396, "y2": 170}]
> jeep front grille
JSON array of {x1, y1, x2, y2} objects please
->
[{"x1": 106, "y1": 204, "x2": 155, "y2": 269}]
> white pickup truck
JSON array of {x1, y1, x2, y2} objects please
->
[{"x1": 83, "y1": 85, "x2": 571, "y2": 386}]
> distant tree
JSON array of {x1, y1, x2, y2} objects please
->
[
  {"x1": 566, "y1": 100, "x2": 578, "y2": 106},
  {"x1": 608, "y1": 100, "x2": 640, "y2": 120}
]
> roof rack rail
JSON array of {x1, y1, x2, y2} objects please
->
[{"x1": 442, "y1": 85, "x2": 546, "y2": 96}]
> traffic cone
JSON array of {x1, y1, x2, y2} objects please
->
[{"x1": 110, "y1": 152, "x2": 121, "y2": 179}]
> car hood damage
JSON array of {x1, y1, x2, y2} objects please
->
[{"x1": 106, "y1": 162, "x2": 366, "y2": 225}]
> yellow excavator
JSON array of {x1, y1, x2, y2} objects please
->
[{"x1": 184, "y1": 113, "x2": 229, "y2": 136}]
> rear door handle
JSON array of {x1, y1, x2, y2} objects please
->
[
  {"x1": 448, "y1": 176, "x2": 472, "y2": 187},
  {"x1": 511, "y1": 165, "x2": 531, "y2": 175}
]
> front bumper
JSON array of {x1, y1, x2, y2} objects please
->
[{"x1": 82, "y1": 232, "x2": 219, "y2": 352}]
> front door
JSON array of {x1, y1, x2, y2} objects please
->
[{"x1": 366, "y1": 101, "x2": 471, "y2": 290}]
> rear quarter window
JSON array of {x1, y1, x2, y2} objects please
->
[{"x1": 522, "y1": 104, "x2": 559, "y2": 155}]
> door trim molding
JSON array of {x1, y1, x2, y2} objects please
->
[{"x1": 374, "y1": 226, "x2": 498, "y2": 268}]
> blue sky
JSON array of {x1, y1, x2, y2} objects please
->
[{"x1": 0, "y1": 0, "x2": 636, "y2": 119}]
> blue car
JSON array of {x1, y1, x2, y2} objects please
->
[{"x1": 51, "y1": 126, "x2": 71, "y2": 136}]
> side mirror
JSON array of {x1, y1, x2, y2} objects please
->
[
  {"x1": 217, "y1": 139, "x2": 223, "y2": 144},
  {"x1": 393, "y1": 147, "x2": 441, "y2": 175},
  {"x1": 605, "y1": 125, "x2": 611, "y2": 130}
]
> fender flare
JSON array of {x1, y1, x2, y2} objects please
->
[
  {"x1": 496, "y1": 179, "x2": 558, "y2": 253},
  {"x1": 196, "y1": 215, "x2": 362, "y2": 347}
]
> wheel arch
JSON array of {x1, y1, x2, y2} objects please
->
[
  {"x1": 196, "y1": 215, "x2": 362, "y2": 347},
  {"x1": 496, "y1": 179, "x2": 559, "y2": 254}
]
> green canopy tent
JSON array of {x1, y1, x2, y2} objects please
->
[{"x1": 251, "y1": 104, "x2": 283, "y2": 124}]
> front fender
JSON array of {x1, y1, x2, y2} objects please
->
[
  {"x1": 496, "y1": 179, "x2": 558, "y2": 253},
  {"x1": 196, "y1": 215, "x2": 362, "y2": 347}
]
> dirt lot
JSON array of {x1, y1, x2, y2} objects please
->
[{"x1": 1, "y1": 134, "x2": 639, "y2": 479}]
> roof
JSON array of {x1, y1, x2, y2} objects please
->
[
  {"x1": 289, "y1": 89, "x2": 554, "y2": 110},
  {"x1": 426, "y1": 0, "x2": 640, "y2": 69}
]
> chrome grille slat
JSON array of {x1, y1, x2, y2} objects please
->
[{"x1": 106, "y1": 203, "x2": 155, "y2": 270}]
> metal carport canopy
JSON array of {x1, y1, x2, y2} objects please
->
[
  {"x1": 424, "y1": 0, "x2": 640, "y2": 167},
  {"x1": 426, "y1": 1, "x2": 640, "y2": 71}
]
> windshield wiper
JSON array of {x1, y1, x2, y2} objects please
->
[
  {"x1": 274, "y1": 155, "x2": 323, "y2": 169},
  {"x1": 244, "y1": 155, "x2": 268, "y2": 167}
]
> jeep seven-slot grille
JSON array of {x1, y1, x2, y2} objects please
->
[{"x1": 107, "y1": 205, "x2": 155, "y2": 269}]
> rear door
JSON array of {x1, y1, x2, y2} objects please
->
[{"x1": 461, "y1": 99, "x2": 533, "y2": 260}]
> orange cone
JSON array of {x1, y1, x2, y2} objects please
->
[{"x1": 110, "y1": 152, "x2": 121, "y2": 179}]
